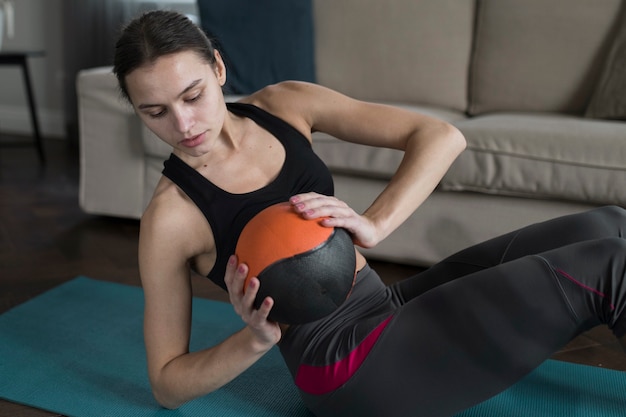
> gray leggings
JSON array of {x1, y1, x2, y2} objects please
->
[{"x1": 290, "y1": 206, "x2": 626, "y2": 417}]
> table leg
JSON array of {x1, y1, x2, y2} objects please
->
[{"x1": 19, "y1": 56, "x2": 45, "y2": 165}]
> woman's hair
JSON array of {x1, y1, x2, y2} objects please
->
[{"x1": 113, "y1": 10, "x2": 217, "y2": 102}]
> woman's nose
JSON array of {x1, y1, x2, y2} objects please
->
[{"x1": 173, "y1": 107, "x2": 194, "y2": 133}]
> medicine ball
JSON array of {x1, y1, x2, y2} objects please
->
[{"x1": 235, "y1": 202, "x2": 356, "y2": 324}]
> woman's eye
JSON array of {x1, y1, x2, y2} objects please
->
[
  {"x1": 150, "y1": 110, "x2": 167, "y2": 119},
  {"x1": 186, "y1": 93, "x2": 202, "y2": 103}
]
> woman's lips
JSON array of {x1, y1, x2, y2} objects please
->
[{"x1": 179, "y1": 133, "x2": 204, "y2": 148}]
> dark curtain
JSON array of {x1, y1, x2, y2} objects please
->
[{"x1": 197, "y1": 0, "x2": 315, "y2": 95}]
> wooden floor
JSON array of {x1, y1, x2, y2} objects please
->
[{"x1": 1, "y1": 136, "x2": 625, "y2": 416}]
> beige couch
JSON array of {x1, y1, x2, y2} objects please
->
[{"x1": 78, "y1": 0, "x2": 626, "y2": 266}]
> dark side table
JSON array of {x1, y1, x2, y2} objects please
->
[{"x1": 0, "y1": 51, "x2": 46, "y2": 165}]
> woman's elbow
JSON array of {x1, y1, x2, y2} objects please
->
[
  {"x1": 443, "y1": 123, "x2": 466, "y2": 155},
  {"x1": 418, "y1": 119, "x2": 466, "y2": 156},
  {"x1": 151, "y1": 378, "x2": 186, "y2": 410},
  {"x1": 153, "y1": 388, "x2": 181, "y2": 410}
]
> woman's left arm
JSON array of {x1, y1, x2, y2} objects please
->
[{"x1": 257, "y1": 81, "x2": 466, "y2": 248}]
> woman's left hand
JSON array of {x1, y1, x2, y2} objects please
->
[{"x1": 289, "y1": 193, "x2": 380, "y2": 248}]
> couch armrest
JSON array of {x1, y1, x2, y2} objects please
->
[{"x1": 77, "y1": 67, "x2": 146, "y2": 219}]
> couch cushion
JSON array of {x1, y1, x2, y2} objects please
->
[
  {"x1": 313, "y1": 0, "x2": 474, "y2": 112},
  {"x1": 585, "y1": 9, "x2": 626, "y2": 121},
  {"x1": 142, "y1": 126, "x2": 172, "y2": 159},
  {"x1": 442, "y1": 114, "x2": 626, "y2": 206},
  {"x1": 468, "y1": 0, "x2": 623, "y2": 115}
]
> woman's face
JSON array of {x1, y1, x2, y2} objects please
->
[{"x1": 125, "y1": 50, "x2": 227, "y2": 157}]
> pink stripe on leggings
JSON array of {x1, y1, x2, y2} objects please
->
[
  {"x1": 295, "y1": 316, "x2": 393, "y2": 395},
  {"x1": 555, "y1": 268, "x2": 615, "y2": 311}
]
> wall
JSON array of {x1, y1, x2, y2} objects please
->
[
  {"x1": 0, "y1": 0, "x2": 198, "y2": 139},
  {"x1": 0, "y1": 0, "x2": 64, "y2": 137}
]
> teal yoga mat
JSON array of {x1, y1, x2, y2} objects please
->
[{"x1": 0, "y1": 277, "x2": 625, "y2": 417}]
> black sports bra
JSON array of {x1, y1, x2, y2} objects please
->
[{"x1": 162, "y1": 102, "x2": 334, "y2": 289}]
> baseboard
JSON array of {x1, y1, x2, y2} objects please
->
[{"x1": 0, "y1": 104, "x2": 65, "y2": 138}]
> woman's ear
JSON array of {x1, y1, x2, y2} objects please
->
[{"x1": 214, "y1": 50, "x2": 227, "y2": 87}]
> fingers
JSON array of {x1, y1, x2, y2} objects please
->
[
  {"x1": 290, "y1": 193, "x2": 350, "y2": 220},
  {"x1": 225, "y1": 255, "x2": 274, "y2": 322},
  {"x1": 290, "y1": 193, "x2": 360, "y2": 230},
  {"x1": 225, "y1": 256, "x2": 281, "y2": 347},
  {"x1": 225, "y1": 256, "x2": 252, "y2": 315},
  {"x1": 255, "y1": 294, "x2": 274, "y2": 321},
  {"x1": 224, "y1": 255, "x2": 245, "y2": 296},
  {"x1": 290, "y1": 193, "x2": 380, "y2": 248}
]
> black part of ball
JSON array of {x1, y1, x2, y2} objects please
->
[{"x1": 254, "y1": 227, "x2": 356, "y2": 324}]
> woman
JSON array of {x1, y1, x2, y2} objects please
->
[{"x1": 114, "y1": 10, "x2": 626, "y2": 417}]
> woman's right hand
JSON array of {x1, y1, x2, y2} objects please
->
[{"x1": 225, "y1": 255, "x2": 282, "y2": 348}]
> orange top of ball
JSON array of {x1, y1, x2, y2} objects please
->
[{"x1": 235, "y1": 202, "x2": 334, "y2": 289}]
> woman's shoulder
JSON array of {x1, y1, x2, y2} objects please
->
[
  {"x1": 140, "y1": 178, "x2": 214, "y2": 257},
  {"x1": 243, "y1": 81, "x2": 333, "y2": 109},
  {"x1": 246, "y1": 80, "x2": 316, "y2": 97},
  {"x1": 240, "y1": 81, "x2": 343, "y2": 136}
]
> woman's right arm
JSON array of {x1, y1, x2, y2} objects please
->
[{"x1": 138, "y1": 203, "x2": 280, "y2": 409}]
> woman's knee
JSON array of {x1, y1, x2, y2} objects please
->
[
  {"x1": 583, "y1": 205, "x2": 626, "y2": 234},
  {"x1": 597, "y1": 205, "x2": 626, "y2": 222},
  {"x1": 601, "y1": 236, "x2": 626, "y2": 255},
  {"x1": 588, "y1": 237, "x2": 626, "y2": 266}
]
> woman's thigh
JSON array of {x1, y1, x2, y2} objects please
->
[{"x1": 392, "y1": 205, "x2": 626, "y2": 303}]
